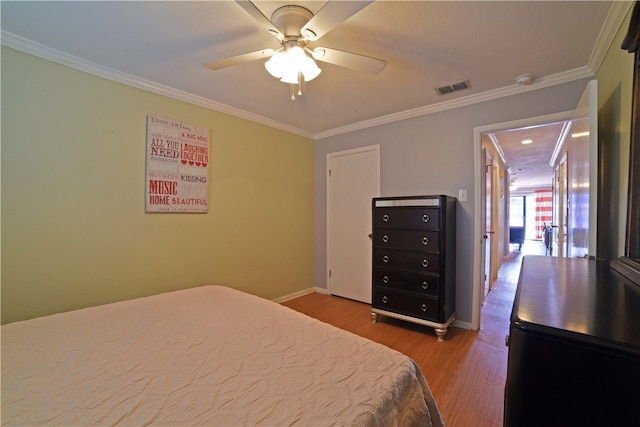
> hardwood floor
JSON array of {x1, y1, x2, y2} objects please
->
[{"x1": 282, "y1": 240, "x2": 547, "y2": 427}]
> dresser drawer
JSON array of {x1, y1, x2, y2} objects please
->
[
  {"x1": 373, "y1": 207, "x2": 440, "y2": 229},
  {"x1": 374, "y1": 229, "x2": 439, "y2": 252},
  {"x1": 372, "y1": 288, "x2": 439, "y2": 322},
  {"x1": 373, "y1": 248, "x2": 440, "y2": 273},
  {"x1": 371, "y1": 196, "x2": 456, "y2": 339},
  {"x1": 373, "y1": 268, "x2": 440, "y2": 297}
]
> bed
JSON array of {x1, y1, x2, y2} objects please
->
[{"x1": 2, "y1": 285, "x2": 444, "y2": 426}]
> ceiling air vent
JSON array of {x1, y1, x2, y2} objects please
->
[{"x1": 435, "y1": 80, "x2": 470, "y2": 96}]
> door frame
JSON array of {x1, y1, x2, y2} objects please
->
[
  {"x1": 482, "y1": 149, "x2": 495, "y2": 301},
  {"x1": 472, "y1": 110, "x2": 577, "y2": 330},
  {"x1": 554, "y1": 154, "x2": 569, "y2": 257}
]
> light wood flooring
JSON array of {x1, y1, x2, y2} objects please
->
[{"x1": 282, "y1": 240, "x2": 547, "y2": 427}]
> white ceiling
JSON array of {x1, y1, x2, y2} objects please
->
[{"x1": 0, "y1": 1, "x2": 630, "y2": 188}]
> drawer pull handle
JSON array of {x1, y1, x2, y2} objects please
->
[
  {"x1": 383, "y1": 235, "x2": 389, "y2": 243},
  {"x1": 422, "y1": 281, "x2": 429, "y2": 290},
  {"x1": 422, "y1": 236, "x2": 429, "y2": 245},
  {"x1": 383, "y1": 214, "x2": 389, "y2": 222},
  {"x1": 383, "y1": 275, "x2": 389, "y2": 284},
  {"x1": 422, "y1": 259, "x2": 429, "y2": 268},
  {"x1": 421, "y1": 303, "x2": 428, "y2": 312},
  {"x1": 422, "y1": 214, "x2": 430, "y2": 223},
  {"x1": 382, "y1": 296, "x2": 388, "y2": 304},
  {"x1": 383, "y1": 255, "x2": 389, "y2": 263}
]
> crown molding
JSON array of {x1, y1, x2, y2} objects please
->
[
  {"x1": 588, "y1": 1, "x2": 634, "y2": 74},
  {"x1": 314, "y1": 66, "x2": 595, "y2": 140},
  {"x1": 0, "y1": 30, "x2": 314, "y2": 139},
  {"x1": 2, "y1": 0, "x2": 628, "y2": 143},
  {"x1": 315, "y1": 1, "x2": 630, "y2": 140}
]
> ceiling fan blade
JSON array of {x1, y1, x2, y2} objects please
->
[
  {"x1": 203, "y1": 49, "x2": 275, "y2": 70},
  {"x1": 301, "y1": 1, "x2": 373, "y2": 41},
  {"x1": 311, "y1": 47, "x2": 386, "y2": 75},
  {"x1": 236, "y1": 0, "x2": 284, "y2": 40}
]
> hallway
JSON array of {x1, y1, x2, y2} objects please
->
[
  {"x1": 481, "y1": 238, "x2": 547, "y2": 345},
  {"x1": 456, "y1": 238, "x2": 547, "y2": 425},
  {"x1": 482, "y1": 239, "x2": 545, "y2": 322}
]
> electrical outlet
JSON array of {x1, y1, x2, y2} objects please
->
[{"x1": 458, "y1": 189, "x2": 467, "y2": 201}]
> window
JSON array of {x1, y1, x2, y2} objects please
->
[{"x1": 509, "y1": 196, "x2": 525, "y2": 227}]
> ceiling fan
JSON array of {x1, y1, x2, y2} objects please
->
[{"x1": 203, "y1": 0, "x2": 387, "y2": 99}]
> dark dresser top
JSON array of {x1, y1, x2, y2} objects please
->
[{"x1": 513, "y1": 255, "x2": 640, "y2": 356}]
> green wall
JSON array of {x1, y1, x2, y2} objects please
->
[{"x1": 1, "y1": 47, "x2": 315, "y2": 324}]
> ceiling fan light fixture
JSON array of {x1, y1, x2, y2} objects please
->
[
  {"x1": 264, "y1": 43, "x2": 322, "y2": 85},
  {"x1": 287, "y1": 45, "x2": 307, "y2": 67},
  {"x1": 280, "y1": 68, "x2": 300, "y2": 84},
  {"x1": 206, "y1": 1, "x2": 385, "y2": 100},
  {"x1": 301, "y1": 56, "x2": 321, "y2": 81},
  {"x1": 265, "y1": 50, "x2": 287, "y2": 78}
]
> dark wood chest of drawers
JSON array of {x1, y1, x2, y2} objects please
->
[
  {"x1": 370, "y1": 195, "x2": 456, "y2": 341},
  {"x1": 504, "y1": 256, "x2": 640, "y2": 426}
]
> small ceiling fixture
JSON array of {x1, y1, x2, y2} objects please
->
[
  {"x1": 521, "y1": 139, "x2": 533, "y2": 145},
  {"x1": 265, "y1": 40, "x2": 321, "y2": 99},
  {"x1": 515, "y1": 72, "x2": 535, "y2": 85}
]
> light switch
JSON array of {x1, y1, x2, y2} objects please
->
[{"x1": 458, "y1": 189, "x2": 467, "y2": 201}]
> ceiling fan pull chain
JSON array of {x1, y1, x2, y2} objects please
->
[
  {"x1": 298, "y1": 72, "x2": 303, "y2": 96},
  {"x1": 290, "y1": 83, "x2": 296, "y2": 100}
]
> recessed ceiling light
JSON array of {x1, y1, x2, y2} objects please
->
[
  {"x1": 571, "y1": 131, "x2": 590, "y2": 138},
  {"x1": 521, "y1": 139, "x2": 533, "y2": 145}
]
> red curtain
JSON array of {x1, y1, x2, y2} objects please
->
[{"x1": 534, "y1": 189, "x2": 553, "y2": 239}]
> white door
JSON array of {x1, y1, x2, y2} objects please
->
[
  {"x1": 327, "y1": 145, "x2": 380, "y2": 303},
  {"x1": 482, "y1": 150, "x2": 495, "y2": 301}
]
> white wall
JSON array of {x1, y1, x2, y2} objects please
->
[{"x1": 315, "y1": 78, "x2": 592, "y2": 325}]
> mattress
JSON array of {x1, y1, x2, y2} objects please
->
[{"x1": 2, "y1": 285, "x2": 444, "y2": 426}]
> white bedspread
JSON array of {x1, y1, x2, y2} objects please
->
[{"x1": 2, "y1": 286, "x2": 444, "y2": 426}]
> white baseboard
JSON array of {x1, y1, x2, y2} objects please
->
[
  {"x1": 272, "y1": 287, "x2": 325, "y2": 303},
  {"x1": 453, "y1": 319, "x2": 472, "y2": 330},
  {"x1": 274, "y1": 288, "x2": 474, "y2": 331}
]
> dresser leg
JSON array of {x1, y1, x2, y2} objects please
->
[
  {"x1": 370, "y1": 312, "x2": 379, "y2": 323},
  {"x1": 434, "y1": 326, "x2": 447, "y2": 342}
]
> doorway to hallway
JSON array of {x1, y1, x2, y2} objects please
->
[{"x1": 473, "y1": 104, "x2": 596, "y2": 330}]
